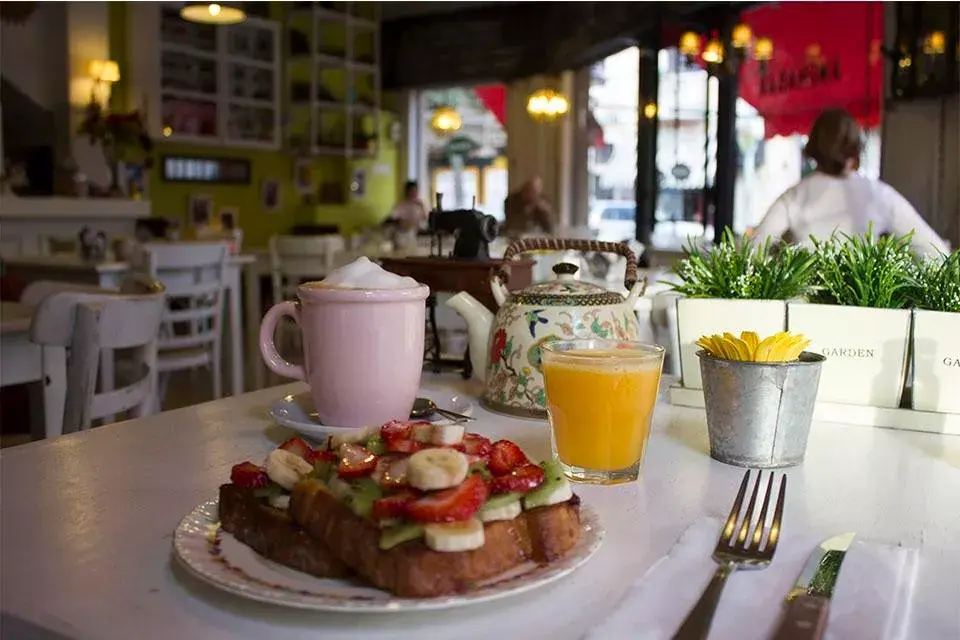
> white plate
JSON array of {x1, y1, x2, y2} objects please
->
[
  {"x1": 172, "y1": 498, "x2": 603, "y2": 613},
  {"x1": 268, "y1": 388, "x2": 475, "y2": 441}
]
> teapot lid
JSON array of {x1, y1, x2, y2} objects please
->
[{"x1": 510, "y1": 262, "x2": 625, "y2": 306}]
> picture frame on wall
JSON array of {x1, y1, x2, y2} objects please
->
[
  {"x1": 261, "y1": 179, "x2": 280, "y2": 212},
  {"x1": 293, "y1": 159, "x2": 313, "y2": 195},
  {"x1": 188, "y1": 194, "x2": 213, "y2": 228},
  {"x1": 218, "y1": 207, "x2": 238, "y2": 231}
]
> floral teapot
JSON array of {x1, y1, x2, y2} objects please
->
[{"x1": 446, "y1": 237, "x2": 646, "y2": 419}]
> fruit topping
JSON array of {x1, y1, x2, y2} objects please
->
[
  {"x1": 230, "y1": 461, "x2": 269, "y2": 489},
  {"x1": 373, "y1": 455, "x2": 410, "y2": 489},
  {"x1": 407, "y1": 448, "x2": 469, "y2": 491},
  {"x1": 305, "y1": 448, "x2": 336, "y2": 464},
  {"x1": 491, "y1": 463, "x2": 545, "y2": 494},
  {"x1": 523, "y1": 459, "x2": 574, "y2": 509},
  {"x1": 264, "y1": 449, "x2": 314, "y2": 490},
  {"x1": 430, "y1": 423, "x2": 465, "y2": 446},
  {"x1": 277, "y1": 436, "x2": 313, "y2": 460},
  {"x1": 385, "y1": 438, "x2": 423, "y2": 454},
  {"x1": 371, "y1": 490, "x2": 418, "y2": 521},
  {"x1": 337, "y1": 443, "x2": 377, "y2": 478},
  {"x1": 406, "y1": 475, "x2": 488, "y2": 523},
  {"x1": 330, "y1": 426, "x2": 377, "y2": 450},
  {"x1": 488, "y1": 440, "x2": 529, "y2": 476},
  {"x1": 461, "y1": 433, "x2": 493, "y2": 459},
  {"x1": 381, "y1": 419, "x2": 414, "y2": 441},
  {"x1": 411, "y1": 422, "x2": 435, "y2": 443},
  {"x1": 479, "y1": 493, "x2": 522, "y2": 522},
  {"x1": 424, "y1": 518, "x2": 485, "y2": 552}
]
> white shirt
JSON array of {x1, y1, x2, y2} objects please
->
[{"x1": 751, "y1": 172, "x2": 950, "y2": 257}]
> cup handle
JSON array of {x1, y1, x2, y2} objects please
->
[{"x1": 259, "y1": 300, "x2": 306, "y2": 381}]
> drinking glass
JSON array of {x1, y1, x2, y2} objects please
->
[{"x1": 541, "y1": 339, "x2": 665, "y2": 484}]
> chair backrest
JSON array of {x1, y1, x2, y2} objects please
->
[
  {"x1": 141, "y1": 242, "x2": 228, "y2": 351},
  {"x1": 269, "y1": 234, "x2": 345, "y2": 303},
  {"x1": 29, "y1": 276, "x2": 167, "y2": 431}
]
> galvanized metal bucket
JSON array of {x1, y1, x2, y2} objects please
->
[{"x1": 698, "y1": 350, "x2": 826, "y2": 469}]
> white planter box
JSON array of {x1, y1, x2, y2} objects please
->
[
  {"x1": 676, "y1": 298, "x2": 787, "y2": 389},
  {"x1": 787, "y1": 303, "x2": 911, "y2": 408},
  {"x1": 912, "y1": 309, "x2": 960, "y2": 414}
]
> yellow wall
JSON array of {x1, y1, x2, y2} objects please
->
[{"x1": 107, "y1": 2, "x2": 400, "y2": 247}]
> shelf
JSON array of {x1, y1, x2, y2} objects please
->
[{"x1": 668, "y1": 383, "x2": 960, "y2": 436}]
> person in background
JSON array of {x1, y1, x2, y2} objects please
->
[
  {"x1": 390, "y1": 181, "x2": 429, "y2": 232},
  {"x1": 502, "y1": 175, "x2": 556, "y2": 238},
  {"x1": 750, "y1": 108, "x2": 950, "y2": 257}
]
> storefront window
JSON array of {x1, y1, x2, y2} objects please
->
[{"x1": 418, "y1": 87, "x2": 507, "y2": 219}]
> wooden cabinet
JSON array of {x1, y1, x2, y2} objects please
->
[{"x1": 129, "y1": 3, "x2": 281, "y2": 149}]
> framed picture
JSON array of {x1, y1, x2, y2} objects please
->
[
  {"x1": 261, "y1": 179, "x2": 280, "y2": 212},
  {"x1": 218, "y1": 207, "x2": 238, "y2": 231},
  {"x1": 294, "y1": 159, "x2": 313, "y2": 194},
  {"x1": 188, "y1": 194, "x2": 213, "y2": 228}
]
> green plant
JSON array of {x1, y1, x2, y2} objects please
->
[
  {"x1": 911, "y1": 250, "x2": 960, "y2": 313},
  {"x1": 810, "y1": 225, "x2": 916, "y2": 308},
  {"x1": 670, "y1": 228, "x2": 816, "y2": 300}
]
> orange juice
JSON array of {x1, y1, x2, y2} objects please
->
[{"x1": 542, "y1": 347, "x2": 663, "y2": 476}]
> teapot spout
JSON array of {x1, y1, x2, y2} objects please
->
[{"x1": 445, "y1": 292, "x2": 493, "y2": 382}]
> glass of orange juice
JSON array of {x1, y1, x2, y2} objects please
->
[{"x1": 541, "y1": 339, "x2": 664, "y2": 484}]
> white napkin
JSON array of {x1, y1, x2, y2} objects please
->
[{"x1": 586, "y1": 518, "x2": 920, "y2": 640}]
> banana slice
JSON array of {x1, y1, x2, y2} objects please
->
[
  {"x1": 268, "y1": 493, "x2": 291, "y2": 510},
  {"x1": 431, "y1": 423, "x2": 465, "y2": 446},
  {"x1": 264, "y1": 449, "x2": 313, "y2": 490},
  {"x1": 411, "y1": 422, "x2": 434, "y2": 443},
  {"x1": 479, "y1": 499, "x2": 522, "y2": 523},
  {"x1": 407, "y1": 448, "x2": 469, "y2": 491},
  {"x1": 424, "y1": 518, "x2": 485, "y2": 552},
  {"x1": 330, "y1": 426, "x2": 376, "y2": 450}
]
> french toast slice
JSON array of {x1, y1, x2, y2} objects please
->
[
  {"x1": 218, "y1": 484, "x2": 352, "y2": 579},
  {"x1": 289, "y1": 478, "x2": 582, "y2": 598}
]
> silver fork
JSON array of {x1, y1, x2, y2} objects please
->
[{"x1": 673, "y1": 470, "x2": 787, "y2": 640}]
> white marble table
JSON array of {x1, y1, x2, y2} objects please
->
[
  {"x1": 2, "y1": 375, "x2": 959, "y2": 640},
  {"x1": 3, "y1": 253, "x2": 255, "y2": 397}
]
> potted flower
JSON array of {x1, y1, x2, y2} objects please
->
[
  {"x1": 788, "y1": 227, "x2": 914, "y2": 408},
  {"x1": 77, "y1": 101, "x2": 153, "y2": 196},
  {"x1": 671, "y1": 229, "x2": 816, "y2": 389},
  {"x1": 909, "y1": 250, "x2": 960, "y2": 414}
]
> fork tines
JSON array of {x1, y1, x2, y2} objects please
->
[{"x1": 717, "y1": 470, "x2": 786, "y2": 558}]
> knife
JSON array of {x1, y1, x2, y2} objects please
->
[{"x1": 770, "y1": 533, "x2": 856, "y2": 640}]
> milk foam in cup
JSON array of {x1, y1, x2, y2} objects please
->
[{"x1": 320, "y1": 256, "x2": 419, "y2": 290}]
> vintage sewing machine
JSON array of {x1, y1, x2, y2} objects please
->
[{"x1": 427, "y1": 195, "x2": 499, "y2": 260}]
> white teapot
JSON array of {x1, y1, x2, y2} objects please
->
[{"x1": 446, "y1": 237, "x2": 646, "y2": 419}]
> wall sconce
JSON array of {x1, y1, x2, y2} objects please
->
[
  {"x1": 180, "y1": 2, "x2": 246, "y2": 25},
  {"x1": 87, "y1": 59, "x2": 120, "y2": 106}
]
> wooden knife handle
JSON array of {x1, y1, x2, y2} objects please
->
[{"x1": 770, "y1": 594, "x2": 830, "y2": 640}]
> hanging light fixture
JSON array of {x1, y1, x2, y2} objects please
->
[
  {"x1": 526, "y1": 88, "x2": 569, "y2": 123},
  {"x1": 679, "y1": 24, "x2": 773, "y2": 75},
  {"x1": 180, "y1": 2, "x2": 246, "y2": 25},
  {"x1": 430, "y1": 105, "x2": 462, "y2": 136}
]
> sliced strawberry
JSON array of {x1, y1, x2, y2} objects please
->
[
  {"x1": 278, "y1": 436, "x2": 313, "y2": 460},
  {"x1": 488, "y1": 440, "x2": 529, "y2": 476},
  {"x1": 371, "y1": 490, "x2": 418, "y2": 521},
  {"x1": 406, "y1": 475, "x2": 489, "y2": 523},
  {"x1": 462, "y1": 433, "x2": 493, "y2": 459},
  {"x1": 305, "y1": 448, "x2": 336, "y2": 464},
  {"x1": 386, "y1": 438, "x2": 423, "y2": 455},
  {"x1": 337, "y1": 443, "x2": 377, "y2": 478},
  {"x1": 380, "y1": 419, "x2": 414, "y2": 441},
  {"x1": 491, "y1": 463, "x2": 545, "y2": 494},
  {"x1": 230, "y1": 461, "x2": 269, "y2": 489}
]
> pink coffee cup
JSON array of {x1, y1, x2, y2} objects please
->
[{"x1": 260, "y1": 282, "x2": 430, "y2": 427}]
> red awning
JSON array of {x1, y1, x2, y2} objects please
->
[
  {"x1": 738, "y1": 1, "x2": 884, "y2": 138},
  {"x1": 473, "y1": 84, "x2": 506, "y2": 127}
]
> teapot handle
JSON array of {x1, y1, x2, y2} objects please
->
[{"x1": 493, "y1": 237, "x2": 640, "y2": 290}]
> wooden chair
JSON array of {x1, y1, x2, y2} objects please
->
[
  {"x1": 28, "y1": 274, "x2": 166, "y2": 434},
  {"x1": 141, "y1": 242, "x2": 228, "y2": 408},
  {"x1": 268, "y1": 234, "x2": 345, "y2": 304}
]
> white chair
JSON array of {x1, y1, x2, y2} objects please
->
[
  {"x1": 142, "y1": 242, "x2": 228, "y2": 408},
  {"x1": 268, "y1": 234, "x2": 345, "y2": 304},
  {"x1": 28, "y1": 274, "x2": 166, "y2": 434}
]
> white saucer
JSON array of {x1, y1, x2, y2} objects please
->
[{"x1": 268, "y1": 388, "x2": 475, "y2": 441}]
